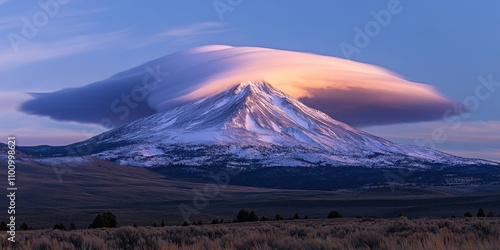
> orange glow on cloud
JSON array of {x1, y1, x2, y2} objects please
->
[
  {"x1": 146, "y1": 45, "x2": 459, "y2": 126},
  {"x1": 149, "y1": 45, "x2": 442, "y2": 104},
  {"x1": 21, "y1": 45, "x2": 464, "y2": 127}
]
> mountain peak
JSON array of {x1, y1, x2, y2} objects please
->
[
  {"x1": 87, "y1": 81, "x2": 496, "y2": 168},
  {"x1": 105, "y1": 81, "x2": 371, "y2": 149},
  {"x1": 233, "y1": 81, "x2": 274, "y2": 95}
]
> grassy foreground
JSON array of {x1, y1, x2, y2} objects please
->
[{"x1": 1, "y1": 217, "x2": 499, "y2": 250}]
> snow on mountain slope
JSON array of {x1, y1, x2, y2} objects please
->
[{"x1": 84, "y1": 82, "x2": 495, "y2": 168}]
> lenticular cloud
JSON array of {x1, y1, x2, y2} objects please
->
[{"x1": 20, "y1": 45, "x2": 465, "y2": 127}]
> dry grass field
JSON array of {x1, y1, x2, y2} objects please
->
[
  {"x1": 1, "y1": 217, "x2": 499, "y2": 250},
  {"x1": 5, "y1": 159, "x2": 500, "y2": 229}
]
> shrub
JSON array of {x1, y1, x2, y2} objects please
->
[
  {"x1": 477, "y1": 208, "x2": 485, "y2": 217},
  {"x1": 464, "y1": 211, "x2": 473, "y2": 217},
  {"x1": 350, "y1": 231, "x2": 384, "y2": 249},
  {"x1": 293, "y1": 213, "x2": 300, "y2": 220},
  {"x1": 54, "y1": 223, "x2": 67, "y2": 231},
  {"x1": 1, "y1": 218, "x2": 500, "y2": 249},
  {"x1": 487, "y1": 211, "x2": 495, "y2": 217},
  {"x1": 274, "y1": 214, "x2": 283, "y2": 221},
  {"x1": 237, "y1": 209, "x2": 249, "y2": 222},
  {"x1": 328, "y1": 210, "x2": 342, "y2": 219},
  {"x1": 0, "y1": 221, "x2": 7, "y2": 230},
  {"x1": 91, "y1": 212, "x2": 117, "y2": 228},
  {"x1": 236, "y1": 209, "x2": 259, "y2": 222},
  {"x1": 54, "y1": 222, "x2": 66, "y2": 231},
  {"x1": 20, "y1": 222, "x2": 30, "y2": 231},
  {"x1": 70, "y1": 223, "x2": 77, "y2": 230},
  {"x1": 249, "y1": 211, "x2": 259, "y2": 222}
]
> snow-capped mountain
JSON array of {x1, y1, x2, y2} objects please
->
[
  {"x1": 21, "y1": 45, "x2": 464, "y2": 127},
  {"x1": 72, "y1": 81, "x2": 495, "y2": 168}
]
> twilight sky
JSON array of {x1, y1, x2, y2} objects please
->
[{"x1": 1, "y1": 0, "x2": 499, "y2": 161}]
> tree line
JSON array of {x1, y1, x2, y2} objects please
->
[
  {"x1": 0, "y1": 207, "x2": 496, "y2": 230},
  {"x1": 0, "y1": 211, "x2": 117, "y2": 231},
  {"x1": 182, "y1": 209, "x2": 342, "y2": 226}
]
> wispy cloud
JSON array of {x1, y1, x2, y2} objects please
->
[
  {"x1": 0, "y1": 16, "x2": 20, "y2": 31},
  {"x1": 0, "y1": 6, "x2": 107, "y2": 33},
  {"x1": 0, "y1": 0, "x2": 9, "y2": 5},
  {"x1": 0, "y1": 92, "x2": 31, "y2": 112},
  {"x1": 159, "y1": 22, "x2": 227, "y2": 37},
  {"x1": 366, "y1": 121, "x2": 500, "y2": 143},
  {"x1": 0, "y1": 30, "x2": 128, "y2": 70},
  {"x1": 0, "y1": 2, "x2": 123, "y2": 69},
  {"x1": 156, "y1": 22, "x2": 228, "y2": 44},
  {"x1": 0, "y1": 92, "x2": 106, "y2": 146},
  {"x1": 58, "y1": 7, "x2": 109, "y2": 17},
  {"x1": 0, "y1": 116, "x2": 106, "y2": 146},
  {"x1": 128, "y1": 22, "x2": 229, "y2": 49},
  {"x1": 444, "y1": 149, "x2": 500, "y2": 162},
  {"x1": 365, "y1": 120, "x2": 500, "y2": 161}
]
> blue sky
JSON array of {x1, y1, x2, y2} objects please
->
[{"x1": 1, "y1": 0, "x2": 499, "y2": 161}]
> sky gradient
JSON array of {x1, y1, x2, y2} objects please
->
[{"x1": 1, "y1": 0, "x2": 499, "y2": 161}]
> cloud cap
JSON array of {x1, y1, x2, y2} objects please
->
[{"x1": 20, "y1": 45, "x2": 464, "y2": 127}]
